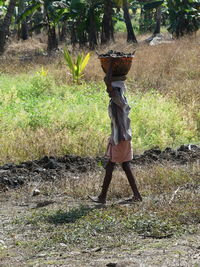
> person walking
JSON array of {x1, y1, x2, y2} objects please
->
[{"x1": 89, "y1": 58, "x2": 142, "y2": 204}]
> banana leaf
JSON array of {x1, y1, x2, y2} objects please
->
[
  {"x1": 29, "y1": 22, "x2": 47, "y2": 32},
  {"x1": 79, "y1": 52, "x2": 90, "y2": 74},
  {"x1": 0, "y1": 0, "x2": 5, "y2": 6},
  {"x1": 140, "y1": 0, "x2": 163, "y2": 10},
  {"x1": 16, "y1": 2, "x2": 42, "y2": 23},
  {"x1": 64, "y1": 50, "x2": 75, "y2": 74}
]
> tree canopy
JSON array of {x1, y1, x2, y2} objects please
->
[{"x1": 0, "y1": 0, "x2": 199, "y2": 54}]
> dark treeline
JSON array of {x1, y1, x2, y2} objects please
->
[{"x1": 0, "y1": 0, "x2": 199, "y2": 54}]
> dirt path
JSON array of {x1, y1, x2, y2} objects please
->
[
  {"x1": 0, "y1": 188, "x2": 200, "y2": 267},
  {"x1": 0, "y1": 145, "x2": 200, "y2": 266}
]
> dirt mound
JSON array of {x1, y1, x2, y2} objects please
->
[
  {"x1": 132, "y1": 144, "x2": 200, "y2": 165},
  {"x1": 0, "y1": 144, "x2": 200, "y2": 189}
]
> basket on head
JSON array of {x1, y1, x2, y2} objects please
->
[{"x1": 98, "y1": 56, "x2": 134, "y2": 77}]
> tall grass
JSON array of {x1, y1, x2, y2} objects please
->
[{"x1": 0, "y1": 69, "x2": 198, "y2": 164}]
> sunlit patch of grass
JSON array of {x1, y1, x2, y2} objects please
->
[{"x1": 0, "y1": 71, "x2": 199, "y2": 164}]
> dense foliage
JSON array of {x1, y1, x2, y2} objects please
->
[
  {"x1": 0, "y1": 0, "x2": 199, "y2": 53},
  {"x1": 167, "y1": 0, "x2": 200, "y2": 37}
]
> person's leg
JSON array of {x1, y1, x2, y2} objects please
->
[
  {"x1": 122, "y1": 161, "x2": 142, "y2": 201},
  {"x1": 89, "y1": 160, "x2": 116, "y2": 203}
]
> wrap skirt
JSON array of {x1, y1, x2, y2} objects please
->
[{"x1": 106, "y1": 139, "x2": 133, "y2": 163}]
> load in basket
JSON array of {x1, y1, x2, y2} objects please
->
[{"x1": 98, "y1": 50, "x2": 135, "y2": 77}]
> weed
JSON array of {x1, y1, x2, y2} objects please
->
[{"x1": 124, "y1": 214, "x2": 181, "y2": 238}]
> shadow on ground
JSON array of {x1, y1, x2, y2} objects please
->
[{"x1": 46, "y1": 204, "x2": 104, "y2": 224}]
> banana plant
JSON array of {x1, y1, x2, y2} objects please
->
[
  {"x1": 16, "y1": 0, "x2": 70, "y2": 51},
  {"x1": 0, "y1": 0, "x2": 16, "y2": 54},
  {"x1": 68, "y1": 0, "x2": 103, "y2": 49},
  {"x1": 167, "y1": 0, "x2": 200, "y2": 37},
  {"x1": 64, "y1": 49, "x2": 91, "y2": 83},
  {"x1": 0, "y1": 0, "x2": 6, "y2": 18}
]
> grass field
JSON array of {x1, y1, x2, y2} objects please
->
[
  {"x1": 0, "y1": 33, "x2": 200, "y2": 164},
  {"x1": 0, "y1": 69, "x2": 199, "y2": 164},
  {"x1": 0, "y1": 33, "x2": 200, "y2": 267}
]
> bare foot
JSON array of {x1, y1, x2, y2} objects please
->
[
  {"x1": 118, "y1": 196, "x2": 142, "y2": 204},
  {"x1": 88, "y1": 195, "x2": 106, "y2": 204},
  {"x1": 132, "y1": 195, "x2": 142, "y2": 202}
]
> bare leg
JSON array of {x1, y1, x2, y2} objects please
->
[
  {"x1": 122, "y1": 161, "x2": 142, "y2": 201},
  {"x1": 89, "y1": 160, "x2": 115, "y2": 203}
]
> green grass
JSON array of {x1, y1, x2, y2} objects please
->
[
  {"x1": 0, "y1": 70, "x2": 199, "y2": 163},
  {"x1": 12, "y1": 202, "x2": 198, "y2": 253}
]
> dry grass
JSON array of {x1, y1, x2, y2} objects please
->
[
  {"x1": 2, "y1": 161, "x2": 199, "y2": 236},
  {"x1": 1, "y1": 32, "x2": 199, "y2": 104},
  {"x1": 1, "y1": 33, "x2": 199, "y2": 108},
  {"x1": 1, "y1": 162, "x2": 199, "y2": 266},
  {"x1": 6, "y1": 161, "x2": 199, "y2": 202},
  {"x1": 0, "y1": 128, "x2": 107, "y2": 164},
  {"x1": 1, "y1": 34, "x2": 199, "y2": 103}
]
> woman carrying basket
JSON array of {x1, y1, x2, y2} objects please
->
[{"x1": 89, "y1": 57, "x2": 142, "y2": 204}]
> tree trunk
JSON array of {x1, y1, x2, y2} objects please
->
[
  {"x1": 71, "y1": 22, "x2": 77, "y2": 48},
  {"x1": 77, "y1": 17, "x2": 87, "y2": 48},
  {"x1": 59, "y1": 23, "x2": 67, "y2": 41},
  {"x1": 78, "y1": 31, "x2": 87, "y2": 48},
  {"x1": 101, "y1": 0, "x2": 114, "y2": 44},
  {"x1": 88, "y1": 7, "x2": 98, "y2": 50},
  {"x1": 0, "y1": 0, "x2": 16, "y2": 55},
  {"x1": 19, "y1": 0, "x2": 29, "y2": 40},
  {"x1": 34, "y1": 11, "x2": 43, "y2": 35},
  {"x1": 123, "y1": 0, "x2": 137, "y2": 43},
  {"x1": 47, "y1": 25, "x2": 58, "y2": 52},
  {"x1": 153, "y1": 5, "x2": 161, "y2": 35},
  {"x1": 21, "y1": 19, "x2": 29, "y2": 40}
]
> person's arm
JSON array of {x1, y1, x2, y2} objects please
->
[
  {"x1": 104, "y1": 57, "x2": 114, "y2": 92},
  {"x1": 104, "y1": 58, "x2": 126, "y2": 108}
]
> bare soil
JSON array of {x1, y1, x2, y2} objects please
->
[
  {"x1": 0, "y1": 144, "x2": 200, "y2": 189},
  {"x1": 0, "y1": 185, "x2": 200, "y2": 267},
  {"x1": 0, "y1": 144, "x2": 200, "y2": 267}
]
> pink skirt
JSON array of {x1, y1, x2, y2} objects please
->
[{"x1": 106, "y1": 139, "x2": 133, "y2": 163}]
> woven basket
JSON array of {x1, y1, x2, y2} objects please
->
[{"x1": 99, "y1": 56, "x2": 134, "y2": 76}]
